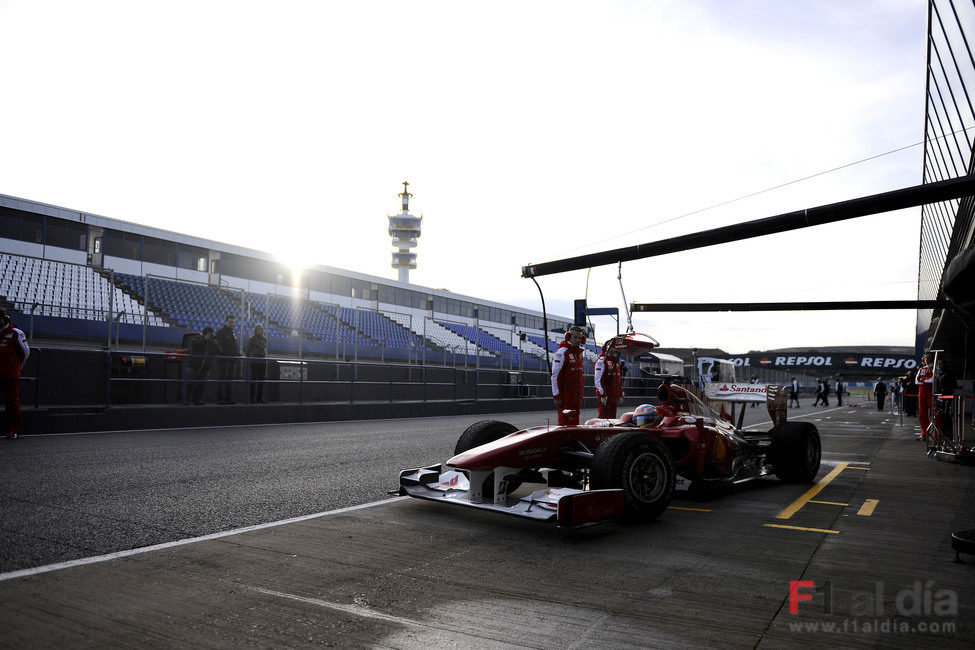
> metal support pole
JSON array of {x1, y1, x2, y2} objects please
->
[
  {"x1": 142, "y1": 274, "x2": 148, "y2": 352},
  {"x1": 105, "y1": 350, "x2": 112, "y2": 408}
]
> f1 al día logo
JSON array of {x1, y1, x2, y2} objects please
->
[{"x1": 789, "y1": 579, "x2": 958, "y2": 616}]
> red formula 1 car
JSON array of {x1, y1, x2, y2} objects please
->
[{"x1": 398, "y1": 381, "x2": 821, "y2": 528}]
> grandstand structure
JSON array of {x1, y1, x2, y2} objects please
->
[{"x1": 0, "y1": 192, "x2": 581, "y2": 370}]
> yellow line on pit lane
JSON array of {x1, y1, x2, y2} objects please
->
[
  {"x1": 764, "y1": 523, "x2": 840, "y2": 534},
  {"x1": 857, "y1": 499, "x2": 879, "y2": 516},
  {"x1": 808, "y1": 500, "x2": 848, "y2": 506},
  {"x1": 668, "y1": 506, "x2": 712, "y2": 512},
  {"x1": 775, "y1": 462, "x2": 849, "y2": 520}
]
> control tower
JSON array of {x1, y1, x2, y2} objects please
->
[{"x1": 388, "y1": 181, "x2": 422, "y2": 283}]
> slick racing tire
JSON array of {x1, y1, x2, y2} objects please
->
[
  {"x1": 590, "y1": 432, "x2": 675, "y2": 521},
  {"x1": 454, "y1": 420, "x2": 518, "y2": 455},
  {"x1": 768, "y1": 421, "x2": 821, "y2": 483},
  {"x1": 454, "y1": 420, "x2": 521, "y2": 496}
]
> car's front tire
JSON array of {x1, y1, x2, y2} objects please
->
[
  {"x1": 454, "y1": 419, "x2": 518, "y2": 455},
  {"x1": 591, "y1": 432, "x2": 675, "y2": 521},
  {"x1": 454, "y1": 419, "x2": 521, "y2": 495}
]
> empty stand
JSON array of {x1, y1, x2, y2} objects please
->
[{"x1": 0, "y1": 254, "x2": 166, "y2": 326}]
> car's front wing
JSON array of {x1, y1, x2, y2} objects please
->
[{"x1": 397, "y1": 465, "x2": 624, "y2": 528}]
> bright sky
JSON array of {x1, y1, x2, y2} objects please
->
[{"x1": 0, "y1": 0, "x2": 930, "y2": 352}]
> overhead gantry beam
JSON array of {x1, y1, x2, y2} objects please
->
[
  {"x1": 521, "y1": 175, "x2": 975, "y2": 278},
  {"x1": 629, "y1": 300, "x2": 951, "y2": 312}
]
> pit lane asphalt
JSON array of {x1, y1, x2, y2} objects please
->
[{"x1": 2, "y1": 404, "x2": 973, "y2": 648}]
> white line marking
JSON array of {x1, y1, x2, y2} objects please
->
[
  {"x1": 249, "y1": 586, "x2": 428, "y2": 627},
  {"x1": 0, "y1": 497, "x2": 405, "y2": 583},
  {"x1": 744, "y1": 405, "x2": 850, "y2": 430},
  {"x1": 247, "y1": 586, "x2": 535, "y2": 646},
  {"x1": 26, "y1": 411, "x2": 557, "y2": 437}
]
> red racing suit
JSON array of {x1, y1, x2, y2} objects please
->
[
  {"x1": 916, "y1": 363, "x2": 934, "y2": 434},
  {"x1": 594, "y1": 353, "x2": 622, "y2": 419},
  {"x1": 0, "y1": 321, "x2": 30, "y2": 437},
  {"x1": 551, "y1": 335, "x2": 585, "y2": 425}
]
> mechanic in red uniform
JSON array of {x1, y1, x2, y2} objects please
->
[
  {"x1": 915, "y1": 353, "x2": 934, "y2": 443},
  {"x1": 0, "y1": 309, "x2": 30, "y2": 439},
  {"x1": 594, "y1": 342, "x2": 623, "y2": 419},
  {"x1": 551, "y1": 326, "x2": 587, "y2": 425}
]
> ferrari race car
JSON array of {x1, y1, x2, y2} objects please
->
[{"x1": 397, "y1": 381, "x2": 821, "y2": 528}]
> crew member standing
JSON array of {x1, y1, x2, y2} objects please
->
[
  {"x1": 789, "y1": 377, "x2": 800, "y2": 408},
  {"x1": 594, "y1": 342, "x2": 623, "y2": 419},
  {"x1": 915, "y1": 353, "x2": 934, "y2": 441},
  {"x1": 552, "y1": 326, "x2": 586, "y2": 425},
  {"x1": 834, "y1": 377, "x2": 844, "y2": 407},
  {"x1": 0, "y1": 309, "x2": 30, "y2": 439},
  {"x1": 873, "y1": 377, "x2": 887, "y2": 411}
]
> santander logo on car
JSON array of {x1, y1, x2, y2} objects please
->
[{"x1": 720, "y1": 384, "x2": 767, "y2": 394}]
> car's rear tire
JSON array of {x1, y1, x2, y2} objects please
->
[
  {"x1": 454, "y1": 420, "x2": 518, "y2": 455},
  {"x1": 768, "y1": 421, "x2": 821, "y2": 483},
  {"x1": 590, "y1": 432, "x2": 675, "y2": 521},
  {"x1": 454, "y1": 420, "x2": 521, "y2": 496}
]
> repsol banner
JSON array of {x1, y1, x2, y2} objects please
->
[{"x1": 725, "y1": 354, "x2": 917, "y2": 371}]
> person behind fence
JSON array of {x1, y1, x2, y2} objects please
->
[
  {"x1": 0, "y1": 308, "x2": 30, "y2": 439},
  {"x1": 901, "y1": 373, "x2": 917, "y2": 417},
  {"x1": 813, "y1": 377, "x2": 825, "y2": 406},
  {"x1": 891, "y1": 378, "x2": 902, "y2": 413},
  {"x1": 551, "y1": 326, "x2": 586, "y2": 426},
  {"x1": 914, "y1": 353, "x2": 934, "y2": 443},
  {"x1": 246, "y1": 323, "x2": 267, "y2": 404},
  {"x1": 186, "y1": 326, "x2": 217, "y2": 405},
  {"x1": 873, "y1": 376, "x2": 887, "y2": 411},
  {"x1": 216, "y1": 315, "x2": 238, "y2": 405},
  {"x1": 594, "y1": 341, "x2": 623, "y2": 419},
  {"x1": 789, "y1": 376, "x2": 800, "y2": 408},
  {"x1": 934, "y1": 357, "x2": 957, "y2": 441}
]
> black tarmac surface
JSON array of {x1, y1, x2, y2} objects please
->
[{"x1": 1, "y1": 403, "x2": 974, "y2": 647}]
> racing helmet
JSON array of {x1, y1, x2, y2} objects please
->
[{"x1": 633, "y1": 403, "x2": 659, "y2": 427}]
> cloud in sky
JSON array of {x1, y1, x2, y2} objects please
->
[{"x1": 0, "y1": 0, "x2": 931, "y2": 351}]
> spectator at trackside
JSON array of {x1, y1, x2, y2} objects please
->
[
  {"x1": 789, "y1": 377, "x2": 800, "y2": 408},
  {"x1": 185, "y1": 327, "x2": 218, "y2": 405},
  {"x1": 594, "y1": 342, "x2": 623, "y2": 419},
  {"x1": 0, "y1": 308, "x2": 30, "y2": 439},
  {"x1": 834, "y1": 377, "x2": 844, "y2": 407},
  {"x1": 873, "y1": 377, "x2": 887, "y2": 411},
  {"x1": 551, "y1": 326, "x2": 586, "y2": 426},
  {"x1": 215, "y1": 315, "x2": 238, "y2": 405},
  {"x1": 246, "y1": 323, "x2": 268, "y2": 404}
]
